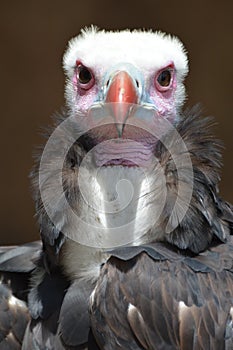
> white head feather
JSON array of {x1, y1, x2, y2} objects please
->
[{"x1": 63, "y1": 26, "x2": 189, "y2": 114}]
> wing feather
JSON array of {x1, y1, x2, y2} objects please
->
[
  {"x1": 0, "y1": 282, "x2": 30, "y2": 349},
  {"x1": 90, "y1": 241, "x2": 233, "y2": 349}
]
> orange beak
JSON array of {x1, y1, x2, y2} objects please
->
[{"x1": 105, "y1": 71, "x2": 139, "y2": 136}]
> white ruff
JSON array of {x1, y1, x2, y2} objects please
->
[
  {"x1": 61, "y1": 164, "x2": 165, "y2": 281},
  {"x1": 65, "y1": 164, "x2": 164, "y2": 248}
]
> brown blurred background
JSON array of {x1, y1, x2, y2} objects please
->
[{"x1": 0, "y1": 0, "x2": 232, "y2": 245}]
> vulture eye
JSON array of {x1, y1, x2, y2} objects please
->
[
  {"x1": 157, "y1": 70, "x2": 171, "y2": 87},
  {"x1": 155, "y1": 68, "x2": 174, "y2": 91},
  {"x1": 76, "y1": 63, "x2": 94, "y2": 90},
  {"x1": 78, "y1": 66, "x2": 92, "y2": 84}
]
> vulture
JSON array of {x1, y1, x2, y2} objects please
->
[{"x1": 0, "y1": 26, "x2": 233, "y2": 350}]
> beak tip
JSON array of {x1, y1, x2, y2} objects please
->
[{"x1": 115, "y1": 123, "x2": 124, "y2": 137}]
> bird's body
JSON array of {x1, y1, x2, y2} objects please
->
[{"x1": 0, "y1": 27, "x2": 233, "y2": 349}]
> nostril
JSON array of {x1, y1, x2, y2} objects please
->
[
  {"x1": 135, "y1": 79, "x2": 139, "y2": 88},
  {"x1": 106, "y1": 79, "x2": 110, "y2": 87}
]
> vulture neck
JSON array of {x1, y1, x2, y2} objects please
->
[{"x1": 75, "y1": 165, "x2": 160, "y2": 248}]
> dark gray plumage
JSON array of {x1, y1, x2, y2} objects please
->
[
  {"x1": 90, "y1": 240, "x2": 233, "y2": 350},
  {"x1": 0, "y1": 243, "x2": 39, "y2": 349},
  {"x1": 0, "y1": 282, "x2": 29, "y2": 349}
]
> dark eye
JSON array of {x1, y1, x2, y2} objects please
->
[
  {"x1": 75, "y1": 63, "x2": 95, "y2": 90},
  {"x1": 78, "y1": 65, "x2": 93, "y2": 84},
  {"x1": 157, "y1": 70, "x2": 172, "y2": 87}
]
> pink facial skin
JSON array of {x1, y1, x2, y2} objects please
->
[
  {"x1": 72, "y1": 61, "x2": 177, "y2": 119},
  {"x1": 72, "y1": 61, "x2": 99, "y2": 111},
  {"x1": 71, "y1": 61, "x2": 178, "y2": 167},
  {"x1": 149, "y1": 63, "x2": 177, "y2": 120}
]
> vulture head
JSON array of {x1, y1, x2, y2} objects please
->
[{"x1": 63, "y1": 27, "x2": 188, "y2": 118}]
